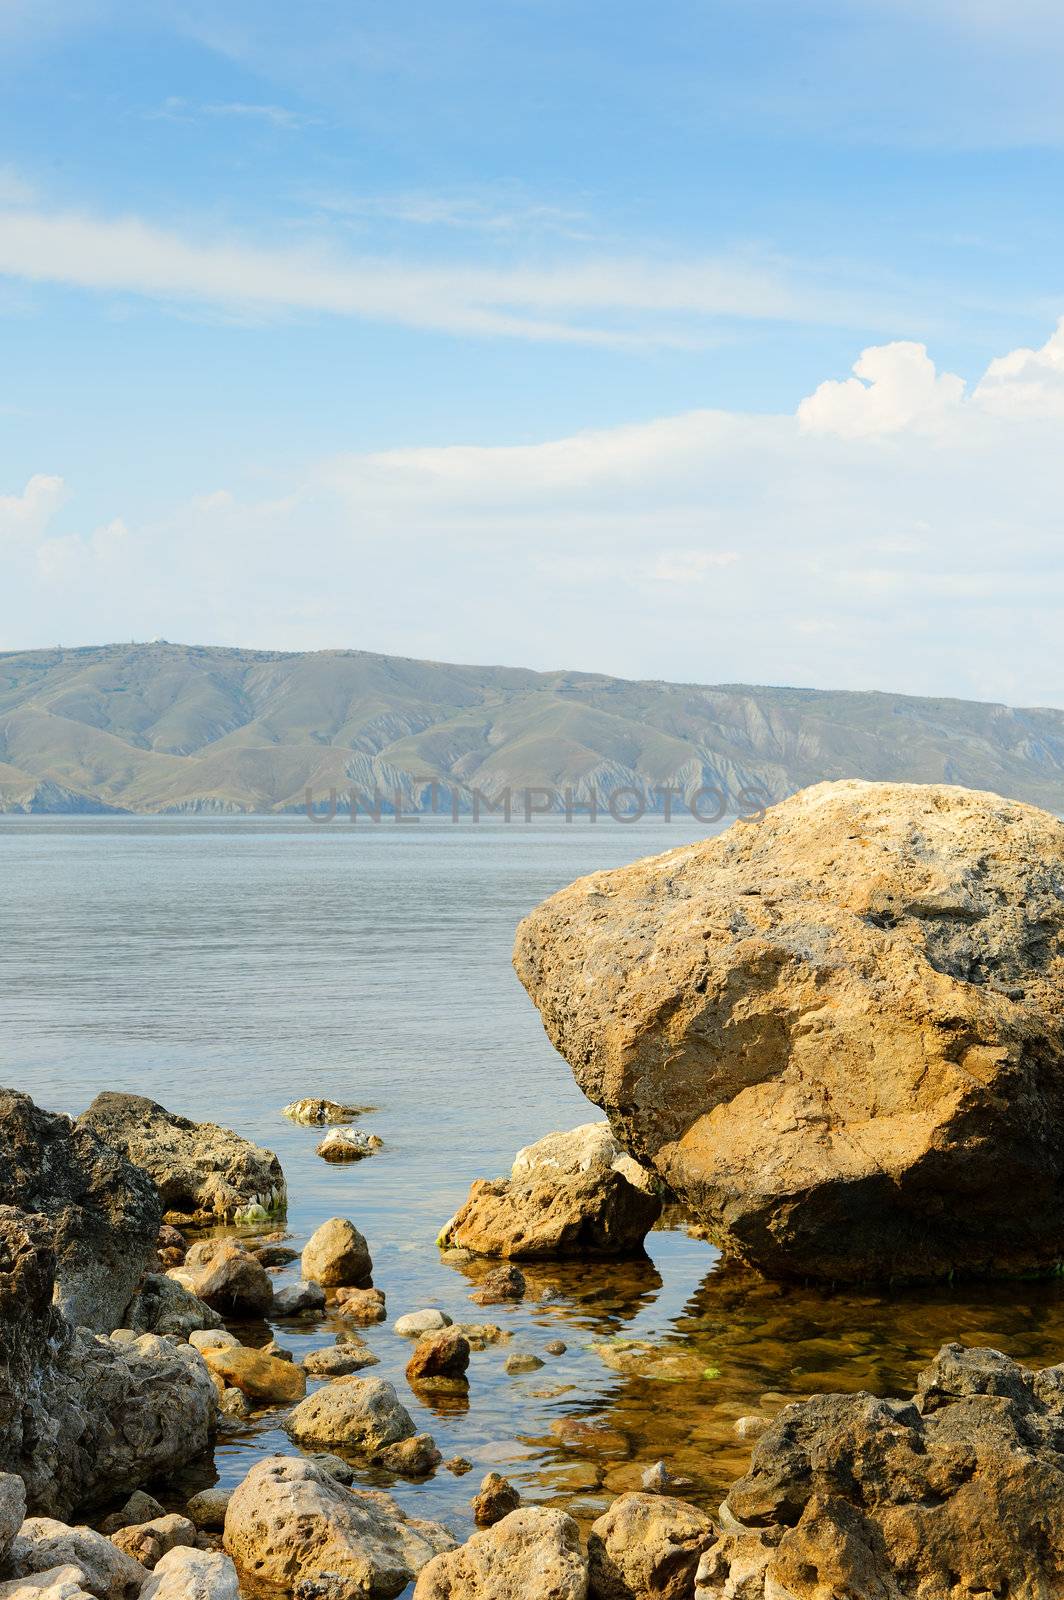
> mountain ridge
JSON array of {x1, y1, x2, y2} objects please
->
[{"x1": 1, "y1": 641, "x2": 1062, "y2": 814}]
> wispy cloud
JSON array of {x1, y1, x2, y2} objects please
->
[
  {"x1": 307, "y1": 189, "x2": 591, "y2": 239},
  {"x1": 0, "y1": 202, "x2": 937, "y2": 346},
  {"x1": 152, "y1": 96, "x2": 316, "y2": 129}
]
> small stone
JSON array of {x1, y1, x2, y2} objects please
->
[
  {"x1": 545, "y1": 1340, "x2": 568, "y2": 1356},
  {"x1": 505, "y1": 1352, "x2": 544, "y2": 1374},
  {"x1": 376, "y1": 1433, "x2": 442, "y2": 1476},
  {"x1": 100, "y1": 1489, "x2": 166, "y2": 1535},
  {"x1": 303, "y1": 1341, "x2": 379, "y2": 1378},
  {"x1": 316, "y1": 1128, "x2": 383, "y2": 1162},
  {"x1": 333, "y1": 1286, "x2": 386, "y2": 1323},
  {"x1": 471, "y1": 1473, "x2": 521, "y2": 1527},
  {"x1": 641, "y1": 1460, "x2": 671, "y2": 1492},
  {"x1": 111, "y1": 1514, "x2": 197, "y2": 1570},
  {"x1": 394, "y1": 1308, "x2": 452, "y2": 1337},
  {"x1": 305, "y1": 1454, "x2": 356, "y2": 1485},
  {"x1": 219, "y1": 1386, "x2": 252, "y2": 1418},
  {"x1": 272, "y1": 1279, "x2": 327, "y2": 1317},
  {"x1": 406, "y1": 1329, "x2": 471, "y2": 1390},
  {"x1": 253, "y1": 1244, "x2": 299, "y2": 1268},
  {"x1": 445, "y1": 1457, "x2": 474, "y2": 1476},
  {"x1": 282, "y1": 1098, "x2": 372, "y2": 1124},
  {"x1": 262, "y1": 1340, "x2": 294, "y2": 1362},
  {"x1": 302, "y1": 1218, "x2": 373, "y2": 1288},
  {"x1": 185, "y1": 1487, "x2": 232, "y2": 1531},
  {"x1": 733, "y1": 1414, "x2": 770, "y2": 1441},
  {"x1": 469, "y1": 1266, "x2": 525, "y2": 1305},
  {"x1": 452, "y1": 1322, "x2": 508, "y2": 1348}
]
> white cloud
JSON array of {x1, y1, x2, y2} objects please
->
[
  {"x1": 0, "y1": 203, "x2": 927, "y2": 346},
  {"x1": 35, "y1": 517, "x2": 129, "y2": 584},
  {"x1": 797, "y1": 341, "x2": 967, "y2": 438},
  {"x1": 649, "y1": 550, "x2": 740, "y2": 582},
  {"x1": 973, "y1": 316, "x2": 1064, "y2": 417},
  {"x1": 0, "y1": 473, "x2": 65, "y2": 540}
]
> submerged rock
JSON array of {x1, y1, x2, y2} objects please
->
[
  {"x1": 79, "y1": 1093, "x2": 285, "y2": 1226},
  {"x1": 0, "y1": 1208, "x2": 216, "y2": 1517},
  {"x1": 413, "y1": 1508, "x2": 588, "y2": 1599},
  {"x1": 588, "y1": 1493, "x2": 716, "y2": 1599},
  {"x1": 282, "y1": 1098, "x2": 372, "y2": 1124},
  {"x1": 316, "y1": 1127, "x2": 383, "y2": 1162},
  {"x1": 514, "y1": 781, "x2": 1064, "y2": 1282},
  {"x1": 468, "y1": 1266, "x2": 525, "y2": 1304},
  {"x1": 302, "y1": 1217, "x2": 373, "y2": 1288},
  {"x1": 702, "y1": 1342, "x2": 1064, "y2": 1599},
  {"x1": 0, "y1": 1089, "x2": 161, "y2": 1333},
  {"x1": 223, "y1": 1456, "x2": 455, "y2": 1599},
  {"x1": 440, "y1": 1125, "x2": 661, "y2": 1261}
]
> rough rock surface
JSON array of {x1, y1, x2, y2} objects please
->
[
  {"x1": 10, "y1": 1518, "x2": 147, "y2": 1599},
  {"x1": 121, "y1": 1275, "x2": 223, "y2": 1338},
  {"x1": 468, "y1": 1266, "x2": 525, "y2": 1304},
  {"x1": 701, "y1": 1343, "x2": 1064, "y2": 1599},
  {"x1": 588, "y1": 1493, "x2": 716, "y2": 1599},
  {"x1": 334, "y1": 1286, "x2": 386, "y2": 1323},
  {"x1": 271, "y1": 1280, "x2": 325, "y2": 1317},
  {"x1": 79, "y1": 1094, "x2": 285, "y2": 1225},
  {"x1": 109, "y1": 1514, "x2": 196, "y2": 1569},
  {"x1": 200, "y1": 1344, "x2": 306, "y2": 1405},
  {"x1": 317, "y1": 1128, "x2": 382, "y2": 1162},
  {"x1": 471, "y1": 1473, "x2": 520, "y2": 1526},
  {"x1": 440, "y1": 1124, "x2": 661, "y2": 1261},
  {"x1": 0, "y1": 1475, "x2": 25, "y2": 1565},
  {"x1": 169, "y1": 1240, "x2": 273, "y2": 1316},
  {"x1": 281, "y1": 1099, "x2": 369, "y2": 1124},
  {"x1": 0, "y1": 1090, "x2": 161, "y2": 1332},
  {"x1": 394, "y1": 1309, "x2": 451, "y2": 1336},
  {"x1": 406, "y1": 1329, "x2": 470, "y2": 1390},
  {"x1": 0, "y1": 1567, "x2": 97, "y2": 1598},
  {"x1": 413, "y1": 1507, "x2": 588, "y2": 1599},
  {"x1": 139, "y1": 1546, "x2": 239, "y2": 1599},
  {"x1": 224, "y1": 1457, "x2": 456, "y2": 1599},
  {"x1": 286, "y1": 1375, "x2": 417, "y2": 1455},
  {"x1": 514, "y1": 781, "x2": 1064, "y2": 1281},
  {"x1": 0, "y1": 1209, "x2": 216, "y2": 1517},
  {"x1": 303, "y1": 1339, "x2": 379, "y2": 1377},
  {"x1": 301, "y1": 1217, "x2": 373, "y2": 1288}
]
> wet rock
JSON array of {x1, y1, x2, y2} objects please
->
[
  {"x1": 169, "y1": 1240, "x2": 272, "y2": 1317},
  {"x1": 200, "y1": 1343, "x2": 306, "y2": 1405},
  {"x1": 10, "y1": 1518, "x2": 147, "y2": 1599},
  {"x1": 733, "y1": 1415, "x2": 770, "y2": 1442},
  {"x1": 452, "y1": 1322, "x2": 508, "y2": 1348},
  {"x1": 504, "y1": 1352, "x2": 543, "y2": 1375},
  {"x1": 375, "y1": 1435, "x2": 443, "y2": 1476},
  {"x1": 588, "y1": 1493, "x2": 716, "y2": 1599},
  {"x1": 0, "y1": 1089, "x2": 162, "y2": 1333},
  {"x1": 79, "y1": 1093, "x2": 285, "y2": 1227},
  {"x1": 413, "y1": 1508, "x2": 588, "y2": 1600},
  {"x1": 121, "y1": 1275, "x2": 223, "y2": 1339},
  {"x1": 394, "y1": 1309, "x2": 451, "y2": 1337},
  {"x1": 641, "y1": 1461, "x2": 671, "y2": 1493},
  {"x1": 184, "y1": 1488, "x2": 231, "y2": 1532},
  {"x1": 286, "y1": 1374, "x2": 417, "y2": 1454},
  {"x1": 271, "y1": 1279, "x2": 326, "y2": 1317},
  {"x1": 546, "y1": 1340, "x2": 568, "y2": 1356},
  {"x1": 706, "y1": 1342, "x2": 1064, "y2": 1599},
  {"x1": 251, "y1": 1243, "x2": 298, "y2": 1268},
  {"x1": 0, "y1": 1211, "x2": 216, "y2": 1517},
  {"x1": 334, "y1": 1286, "x2": 386, "y2": 1323},
  {"x1": 98, "y1": 1492, "x2": 165, "y2": 1536},
  {"x1": 223, "y1": 1456, "x2": 454, "y2": 1598},
  {"x1": 139, "y1": 1546, "x2": 239, "y2": 1599},
  {"x1": 0, "y1": 1474, "x2": 25, "y2": 1561},
  {"x1": 282, "y1": 1099, "x2": 371, "y2": 1124},
  {"x1": 471, "y1": 1473, "x2": 520, "y2": 1526},
  {"x1": 301, "y1": 1218, "x2": 372, "y2": 1288},
  {"x1": 303, "y1": 1339, "x2": 379, "y2": 1377},
  {"x1": 468, "y1": 1266, "x2": 525, "y2": 1305},
  {"x1": 217, "y1": 1387, "x2": 251, "y2": 1419},
  {"x1": 109, "y1": 1515, "x2": 197, "y2": 1570},
  {"x1": 515, "y1": 781, "x2": 1064, "y2": 1282},
  {"x1": 445, "y1": 1457, "x2": 473, "y2": 1476},
  {"x1": 316, "y1": 1128, "x2": 382, "y2": 1162},
  {"x1": 406, "y1": 1328, "x2": 470, "y2": 1392}
]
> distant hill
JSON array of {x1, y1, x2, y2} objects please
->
[{"x1": 1, "y1": 642, "x2": 1062, "y2": 815}]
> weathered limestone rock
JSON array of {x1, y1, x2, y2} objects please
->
[
  {"x1": 98, "y1": 1493, "x2": 164, "y2": 1536},
  {"x1": 223, "y1": 1457, "x2": 455, "y2": 1599},
  {"x1": 79, "y1": 1094, "x2": 285, "y2": 1226},
  {"x1": 588, "y1": 1493, "x2": 716, "y2": 1599},
  {"x1": 303, "y1": 1339, "x2": 379, "y2": 1377},
  {"x1": 0, "y1": 1090, "x2": 161, "y2": 1333},
  {"x1": 468, "y1": 1266, "x2": 525, "y2": 1305},
  {"x1": 168, "y1": 1240, "x2": 272, "y2": 1317},
  {"x1": 334, "y1": 1286, "x2": 386, "y2": 1323},
  {"x1": 471, "y1": 1473, "x2": 520, "y2": 1526},
  {"x1": 121, "y1": 1275, "x2": 223, "y2": 1339},
  {"x1": 109, "y1": 1514, "x2": 196, "y2": 1570},
  {"x1": 282, "y1": 1099, "x2": 369, "y2": 1124},
  {"x1": 701, "y1": 1343, "x2": 1064, "y2": 1599},
  {"x1": 440, "y1": 1124, "x2": 661, "y2": 1261},
  {"x1": 0, "y1": 1476, "x2": 26, "y2": 1565},
  {"x1": 10, "y1": 1519, "x2": 147, "y2": 1599},
  {"x1": 301, "y1": 1218, "x2": 372, "y2": 1288},
  {"x1": 514, "y1": 781, "x2": 1064, "y2": 1281},
  {"x1": 200, "y1": 1344, "x2": 306, "y2": 1405},
  {"x1": 394, "y1": 1309, "x2": 451, "y2": 1336},
  {"x1": 271, "y1": 1279, "x2": 325, "y2": 1316},
  {"x1": 139, "y1": 1546, "x2": 239, "y2": 1599},
  {"x1": 316, "y1": 1128, "x2": 382, "y2": 1162},
  {"x1": 285, "y1": 1376, "x2": 418, "y2": 1456},
  {"x1": 413, "y1": 1508, "x2": 588, "y2": 1599},
  {"x1": 406, "y1": 1329, "x2": 470, "y2": 1391},
  {"x1": 184, "y1": 1488, "x2": 231, "y2": 1531},
  {"x1": 0, "y1": 1209, "x2": 216, "y2": 1518},
  {"x1": 0, "y1": 1567, "x2": 96, "y2": 1598}
]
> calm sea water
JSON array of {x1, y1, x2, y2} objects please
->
[{"x1": 5, "y1": 814, "x2": 1064, "y2": 1571}]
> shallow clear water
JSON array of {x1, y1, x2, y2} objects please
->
[{"x1": 5, "y1": 814, "x2": 1064, "y2": 1576}]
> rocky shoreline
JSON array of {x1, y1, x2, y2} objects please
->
[{"x1": 3, "y1": 778, "x2": 1064, "y2": 1597}]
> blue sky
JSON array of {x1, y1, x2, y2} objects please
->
[{"x1": 2, "y1": 0, "x2": 1064, "y2": 702}]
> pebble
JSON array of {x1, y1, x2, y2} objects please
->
[
  {"x1": 185, "y1": 1487, "x2": 232, "y2": 1531},
  {"x1": 394, "y1": 1308, "x2": 452, "y2": 1337},
  {"x1": 734, "y1": 1413, "x2": 771, "y2": 1440},
  {"x1": 504, "y1": 1352, "x2": 545, "y2": 1374},
  {"x1": 545, "y1": 1340, "x2": 568, "y2": 1356},
  {"x1": 444, "y1": 1457, "x2": 474, "y2": 1476},
  {"x1": 641, "y1": 1460, "x2": 671, "y2": 1492}
]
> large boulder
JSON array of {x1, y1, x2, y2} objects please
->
[
  {"x1": 78, "y1": 1094, "x2": 285, "y2": 1226},
  {"x1": 413, "y1": 1507, "x2": 588, "y2": 1599},
  {"x1": 120, "y1": 1275, "x2": 223, "y2": 1339},
  {"x1": 588, "y1": 1493, "x2": 716, "y2": 1599},
  {"x1": 514, "y1": 781, "x2": 1064, "y2": 1282},
  {"x1": 0, "y1": 1090, "x2": 161, "y2": 1332},
  {"x1": 139, "y1": 1547, "x2": 239, "y2": 1599},
  {"x1": 302, "y1": 1217, "x2": 373, "y2": 1287},
  {"x1": 223, "y1": 1456, "x2": 456, "y2": 1598},
  {"x1": 438, "y1": 1124, "x2": 661, "y2": 1259},
  {"x1": 701, "y1": 1343, "x2": 1064, "y2": 1599},
  {"x1": 285, "y1": 1375, "x2": 416, "y2": 1454},
  {"x1": 0, "y1": 1208, "x2": 216, "y2": 1517}
]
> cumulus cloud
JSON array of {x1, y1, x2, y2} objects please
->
[
  {"x1": 0, "y1": 473, "x2": 65, "y2": 540},
  {"x1": 973, "y1": 317, "x2": 1064, "y2": 417},
  {"x1": 797, "y1": 341, "x2": 967, "y2": 438}
]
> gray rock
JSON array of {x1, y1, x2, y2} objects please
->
[
  {"x1": 272, "y1": 1279, "x2": 326, "y2": 1317},
  {"x1": 504, "y1": 1352, "x2": 543, "y2": 1374},
  {"x1": 0, "y1": 1474, "x2": 26, "y2": 1564},
  {"x1": 139, "y1": 1547, "x2": 240, "y2": 1599},
  {"x1": 303, "y1": 1340, "x2": 379, "y2": 1378},
  {"x1": 0, "y1": 1567, "x2": 96, "y2": 1598},
  {"x1": 10, "y1": 1517, "x2": 147, "y2": 1600},
  {"x1": 0, "y1": 1089, "x2": 161, "y2": 1333},
  {"x1": 184, "y1": 1487, "x2": 231, "y2": 1531},
  {"x1": 79, "y1": 1093, "x2": 285, "y2": 1226},
  {"x1": 99, "y1": 1491, "x2": 165, "y2": 1535},
  {"x1": 394, "y1": 1309, "x2": 451, "y2": 1337},
  {"x1": 122, "y1": 1275, "x2": 223, "y2": 1338}
]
